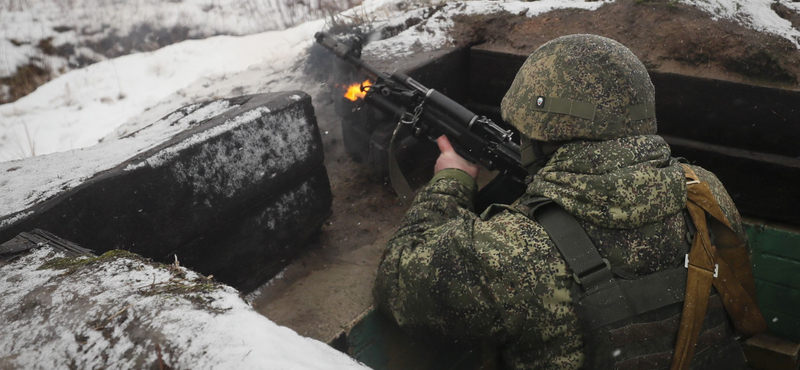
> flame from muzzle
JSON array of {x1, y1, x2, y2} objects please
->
[{"x1": 344, "y1": 79, "x2": 372, "y2": 101}]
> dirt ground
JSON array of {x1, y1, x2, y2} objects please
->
[
  {"x1": 451, "y1": 0, "x2": 800, "y2": 89},
  {"x1": 250, "y1": 0, "x2": 800, "y2": 344},
  {"x1": 249, "y1": 98, "x2": 410, "y2": 341}
]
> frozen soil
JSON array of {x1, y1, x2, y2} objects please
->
[
  {"x1": 449, "y1": 0, "x2": 800, "y2": 89},
  {"x1": 250, "y1": 0, "x2": 800, "y2": 344}
]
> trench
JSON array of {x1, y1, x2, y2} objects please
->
[
  {"x1": 332, "y1": 44, "x2": 800, "y2": 369},
  {"x1": 340, "y1": 45, "x2": 800, "y2": 228}
]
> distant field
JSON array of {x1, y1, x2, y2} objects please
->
[{"x1": 0, "y1": 0, "x2": 357, "y2": 104}]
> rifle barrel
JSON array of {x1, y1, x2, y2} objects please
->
[{"x1": 314, "y1": 32, "x2": 383, "y2": 78}]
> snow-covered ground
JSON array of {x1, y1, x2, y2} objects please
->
[
  {"x1": 1, "y1": 0, "x2": 800, "y2": 366},
  {"x1": 0, "y1": 247, "x2": 370, "y2": 369},
  {"x1": 0, "y1": 0, "x2": 357, "y2": 79},
  {"x1": 1, "y1": 0, "x2": 800, "y2": 162},
  {"x1": 0, "y1": 19, "x2": 325, "y2": 162}
]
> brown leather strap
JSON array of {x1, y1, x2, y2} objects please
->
[{"x1": 671, "y1": 165, "x2": 766, "y2": 370}]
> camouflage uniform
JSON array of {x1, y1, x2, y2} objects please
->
[{"x1": 373, "y1": 35, "x2": 747, "y2": 369}]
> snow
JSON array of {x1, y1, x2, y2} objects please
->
[
  {"x1": 0, "y1": 19, "x2": 326, "y2": 161},
  {"x1": 0, "y1": 247, "x2": 369, "y2": 369},
  {"x1": 684, "y1": 0, "x2": 800, "y2": 48},
  {"x1": 2, "y1": 0, "x2": 800, "y2": 366},
  {"x1": 145, "y1": 106, "x2": 271, "y2": 168},
  {"x1": 364, "y1": 0, "x2": 607, "y2": 59},
  {"x1": 0, "y1": 97, "x2": 238, "y2": 217},
  {"x1": 3, "y1": 0, "x2": 799, "y2": 162},
  {"x1": 167, "y1": 103, "x2": 316, "y2": 199},
  {"x1": 244, "y1": 266, "x2": 288, "y2": 303},
  {"x1": 0, "y1": 0, "x2": 357, "y2": 78}
]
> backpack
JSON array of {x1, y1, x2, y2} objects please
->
[{"x1": 516, "y1": 164, "x2": 765, "y2": 370}]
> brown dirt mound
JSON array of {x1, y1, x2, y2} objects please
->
[{"x1": 449, "y1": 0, "x2": 800, "y2": 89}]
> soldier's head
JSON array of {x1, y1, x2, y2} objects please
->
[{"x1": 501, "y1": 34, "x2": 656, "y2": 144}]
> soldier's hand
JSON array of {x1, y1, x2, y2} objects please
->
[{"x1": 434, "y1": 135, "x2": 480, "y2": 180}]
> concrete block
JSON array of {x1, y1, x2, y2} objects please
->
[{"x1": 0, "y1": 92, "x2": 332, "y2": 292}]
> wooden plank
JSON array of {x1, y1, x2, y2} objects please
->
[
  {"x1": 651, "y1": 72, "x2": 800, "y2": 158},
  {"x1": 468, "y1": 46, "x2": 526, "y2": 107},
  {"x1": 753, "y1": 254, "x2": 800, "y2": 290},
  {"x1": 747, "y1": 223, "x2": 800, "y2": 261},
  {"x1": 760, "y1": 308, "x2": 800, "y2": 343},
  {"x1": 743, "y1": 334, "x2": 800, "y2": 370},
  {"x1": 664, "y1": 135, "x2": 800, "y2": 226},
  {"x1": 467, "y1": 47, "x2": 800, "y2": 158},
  {"x1": 341, "y1": 309, "x2": 495, "y2": 370},
  {"x1": 755, "y1": 280, "x2": 800, "y2": 321}
]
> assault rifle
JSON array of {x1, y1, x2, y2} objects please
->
[{"x1": 314, "y1": 31, "x2": 527, "y2": 211}]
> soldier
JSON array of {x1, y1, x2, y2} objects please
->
[{"x1": 373, "y1": 34, "x2": 762, "y2": 369}]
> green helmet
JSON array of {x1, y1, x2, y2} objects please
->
[{"x1": 501, "y1": 34, "x2": 657, "y2": 142}]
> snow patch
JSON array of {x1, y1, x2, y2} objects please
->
[
  {"x1": 0, "y1": 19, "x2": 325, "y2": 162},
  {"x1": 680, "y1": 0, "x2": 800, "y2": 48},
  {"x1": 259, "y1": 180, "x2": 315, "y2": 230},
  {"x1": 0, "y1": 0, "x2": 357, "y2": 78},
  {"x1": 123, "y1": 162, "x2": 147, "y2": 172},
  {"x1": 0, "y1": 247, "x2": 368, "y2": 369},
  {"x1": 0, "y1": 211, "x2": 34, "y2": 228},
  {"x1": 364, "y1": 0, "x2": 606, "y2": 59},
  {"x1": 0, "y1": 97, "x2": 237, "y2": 217},
  {"x1": 146, "y1": 106, "x2": 268, "y2": 168},
  {"x1": 169, "y1": 106, "x2": 314, "y2": 199}
]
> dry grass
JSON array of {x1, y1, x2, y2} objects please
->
[
  {"x1": 0, "y1": 0, "x2": 364, "y2": 105},
  {"x1": 0, "y1": 63, "x2": 53, "y2": 105}
]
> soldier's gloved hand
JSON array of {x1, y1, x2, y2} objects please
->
[{"x1": 434, "y1": 135, "x2": 480, "y2": 180}]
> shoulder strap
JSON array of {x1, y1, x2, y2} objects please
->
[
  {"x1": 670, "y1": 164, "x2": 766, "y2": 370},
  {"x1": 529, "y1": 201, "x2": 690, "y2": 331},
  {"x1": 531, "y1": 202, "x2": 614, "y2": 290}
]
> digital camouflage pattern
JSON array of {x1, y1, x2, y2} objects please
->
[
  {"x1": 373, "y1": 135, "x2": 747, "y2": 370},
  {"x1": 528, "y1": 135, "x2": 686, "y2": 230},
  {"x1": 501, "y1": 34, "x2": 657, "y2": 142}
]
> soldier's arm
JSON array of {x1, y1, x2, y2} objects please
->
[{"x1": 373, "y1": 168, "x2": 507, "y2": 344}]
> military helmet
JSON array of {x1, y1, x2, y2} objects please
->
[{"x1": 501, "y1": 34, "x2": 657, "y2": 142}]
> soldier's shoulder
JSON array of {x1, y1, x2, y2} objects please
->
[
  {"x1": 473, "y1": 206, "x2": 566, "y2": 266},
  {"x1": 687, "y1": 164, "x2": 746, "y2": 237}
]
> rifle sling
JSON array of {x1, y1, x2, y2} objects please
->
[{"x1": 388, "y1": 120, "x2": 415, "y2": 204}]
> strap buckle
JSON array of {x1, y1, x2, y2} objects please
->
[
  {"x1": 574, "y1": 258, "x2": 612, "y2": 285},
  {"x1": 684, "y1": 254, "x2": 718, "y2": 278}
]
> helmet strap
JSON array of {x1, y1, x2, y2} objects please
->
[{"x1": 520, "y1": 137, "x2": 562, "y2": 175}]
